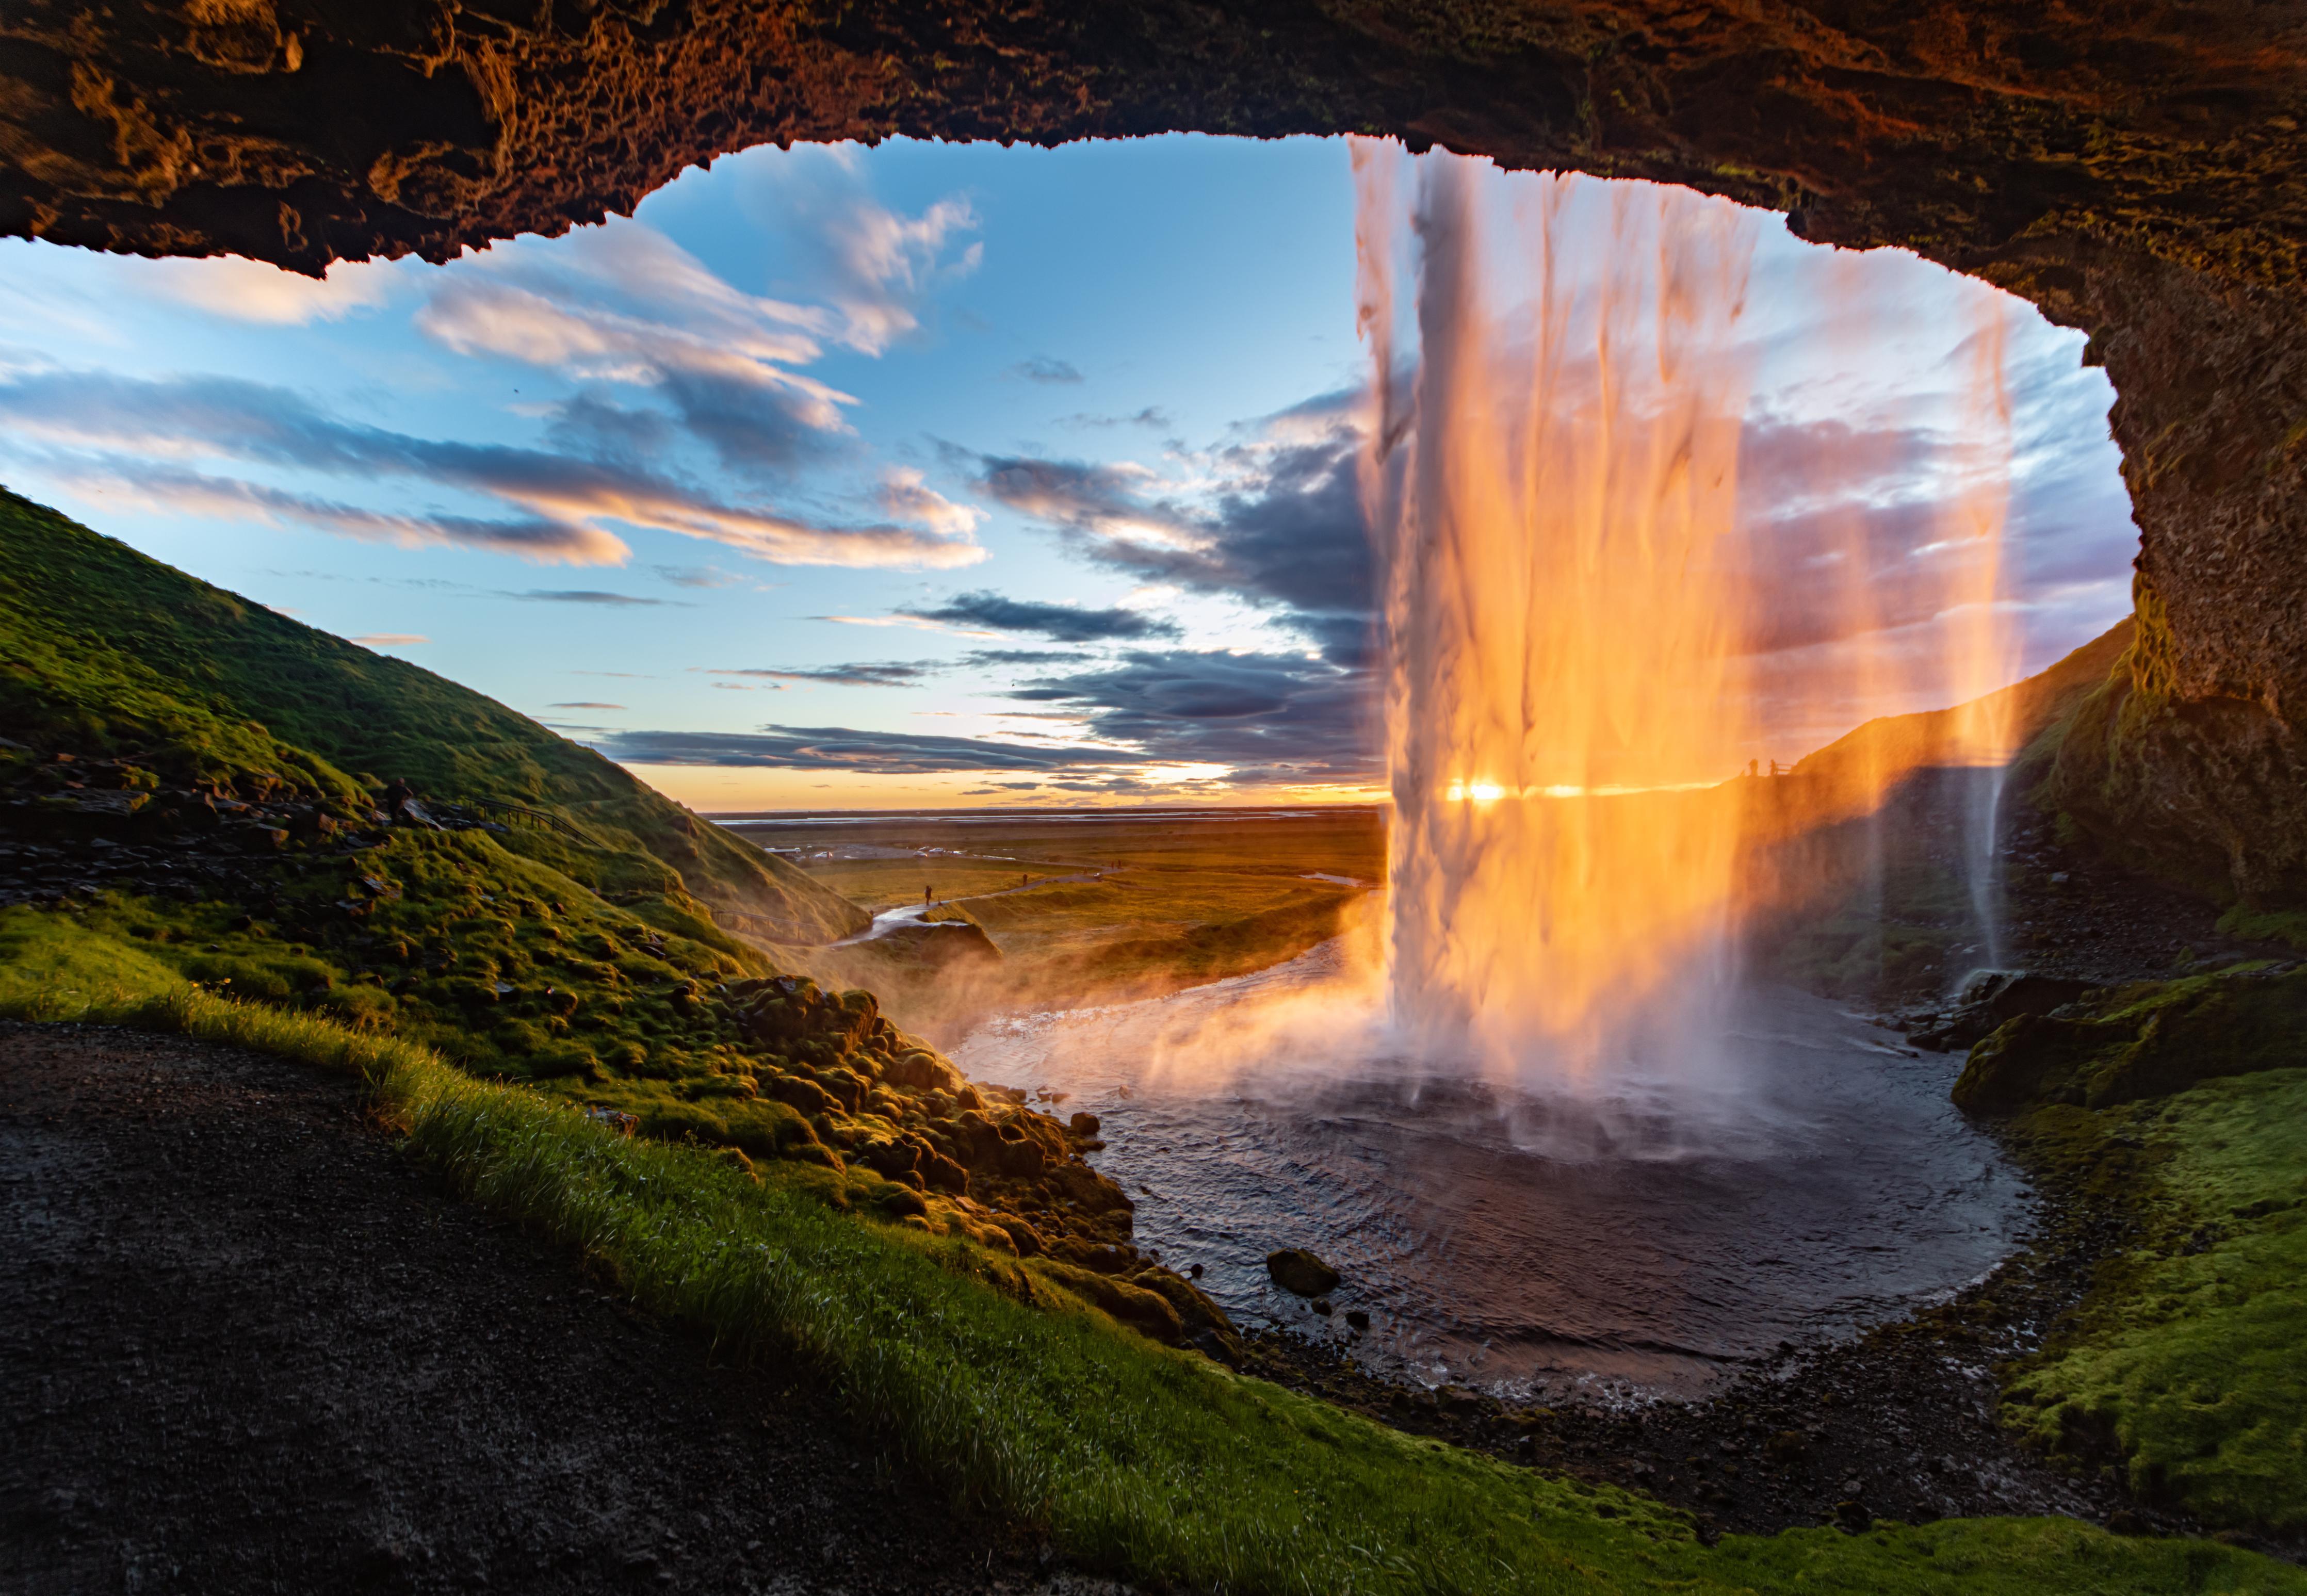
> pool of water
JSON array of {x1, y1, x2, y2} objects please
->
[{"x1": 950, "y1": 943, "x2": 2033, "y2": 1401}]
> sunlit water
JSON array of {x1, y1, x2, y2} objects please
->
[{"x1": 952, "y1": 940, "x2": 2032, "y2": 1402}]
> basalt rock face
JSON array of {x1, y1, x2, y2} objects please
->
[{"x1": 5, "y1": 2, "x2": 2305, "y2": 893}]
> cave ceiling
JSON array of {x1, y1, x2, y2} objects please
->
[{"x1": 5, "y1": 0, "x2": 2306, "y2": 893}]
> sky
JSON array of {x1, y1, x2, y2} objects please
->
[{"x1": 0, "y1": 136, "x2": 2140, "y2": 812}]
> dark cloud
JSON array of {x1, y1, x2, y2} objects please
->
[
  {"x1": 1005, "y1": 649, "x2": 1376, "y2": 781},
  {"x1": 707, "y1": 663, "x2": 936, "y2": 688},
  {"x1": 1013, "y1": 356, "x2": 1084, "y2": 384},
  {"x1": 591, "y1": 725, "x2": 1149, "y2": 774},
  {"x1": 898, "y1": 590, "x2": 1180, "y2": 643},
  {"x1": 975, "y1": 454, "x2": 1200, "y2": 543},
  {"x1": 961, "y1": 648, "x2": 1083, "y2": 668},
  {"x1": 969, "y1": 406, "x2": 1375, "y2": 664},
  {"x1": 657, "y1": 367, "x2": 837, "y2": 477},
  {"x1": 542, "y1": 392, "x2": 677, "y2": 467}
]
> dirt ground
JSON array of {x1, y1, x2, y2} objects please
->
[{"x1": 0, "y1": 1021, "x2": 1117, "y2": 1596}]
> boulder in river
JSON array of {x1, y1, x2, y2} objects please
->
[{"x1": 1265, "y1": 1247, "x2": 1341, "y2": 1296}]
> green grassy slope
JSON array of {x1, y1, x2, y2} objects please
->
[
  {"x1": 0, "y1": 488, "x2": 864, "y2": 945},
  {"x1": 5, "y1": 923, "x2": 2299, "y2": 1596},
  {"x1": 1791, "y1": 621, "x2": 2135, "y2": 789}
]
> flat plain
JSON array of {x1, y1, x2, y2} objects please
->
[{"x1": 723, "y1": 807, "x2": 1384, "y2": 1031}]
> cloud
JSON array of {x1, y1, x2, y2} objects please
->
[
  {"x1": 352, "y1": 633, "x2": 428, "y2": 647},
  {"x1": 896, "y1": 590, "x2": 1180, "y2": 643},
  {"x1": 1013, "y1": 356, "x2": 1084, "y2": 384},
  {"x1": 592, "y1": 724, "x2": 1148, "y2": 774},
  {"x1": 876, "y1": 467, "x2": 983, "y2": 538},
  {"x1": 133, "y1": 256, "x2": 398, "y2": 325},
  {"x1": 549, "y1": 701, "x2": 626, "y2": 709},
  {"x1": 707, "y1": 663, "x2": 935, "y2": 688},
  {"x1": 0, "y1": 369, "x2": 985, "y2": 569},
  {"x1": 818, "y1": 194, "x2": 981, "y2": 355},
  {"x1": 417, "y1": 267, "x2": 852, "y2": 477}
]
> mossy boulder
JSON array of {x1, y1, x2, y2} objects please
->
[
  {"x1": 1036, "y1": 1260, "x2": 1186, "y2": 1344},
  {"x1": 1955, "y1": 967, "x2": 2307, "y2": 1115}
]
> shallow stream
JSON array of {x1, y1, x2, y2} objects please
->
[{"x1": 951, "y1": 942, "x2": 2033, "y2": 1402}]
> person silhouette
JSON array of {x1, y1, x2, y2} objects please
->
[{"x1": 924, "y1": 884, "x2": 932, "y2": 908}]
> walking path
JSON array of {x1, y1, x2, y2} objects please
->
[
  {"x1": 0, "y1": 1021, "x2": 1115, "y2": 1595},
  {"x1": 828, "y1": 870, "x2": 1110, "y2": 948}
]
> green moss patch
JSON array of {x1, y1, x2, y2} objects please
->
[
  {"x1": 1954, "y1": 966, "x2": 2307, "y2": 1114},
  {"x1": 2005, "y1": 1069, "x2": 2307, "y2": 1533}
]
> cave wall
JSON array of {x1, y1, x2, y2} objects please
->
[{"x1": 5, "y1": 0, "x2": 2305, "y2": 897}]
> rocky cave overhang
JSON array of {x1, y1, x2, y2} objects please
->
[{"x1": 5, "y1": 0, "x2": 2305, "y2": 894}]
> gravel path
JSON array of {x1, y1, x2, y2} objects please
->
[{"x1": 0, "y1": 1021, "x2": 1111, "y2": 1595}]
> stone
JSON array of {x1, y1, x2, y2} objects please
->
[
  {"x1": 881, "y1": 1049, "x2": 967, "y2": 1096},
  {"x1": 1265, "y1": 1248, "x2": 1342, "y2": 1297},
  {"x1": 761, "y1": 1073, "x2": 839, "y2": 1118},
  {"x1": 989, "y1": 1214, "x2": 1045, "y2": 1257},
  {"x1": 1067, "y1": 1111, "x2": 1101, "y2": 1138},
  {"x1": 1309, "y1": 1297, "x2": 1333, "y2": 1316},
  {"x1": 1345, "y1": 1309, "x2": 1370, "y2": 1330}
]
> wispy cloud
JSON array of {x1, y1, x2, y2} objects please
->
[
  {"x1": 1060, "y1": 405, "x2": 1172, "y2": 430},
  {"x1": 503, "y1": 589, "x2": 673, "y2": 607},
  {"x1": 818, "y1": 193, "x2": 981, "y2": 355},
  {"x1": 549, "y1": 701, "x2": 625, "y2": 709},
  {"x1": 592, "y1": 724, "x2": 1148, "y2": 774},
  {"x1": 1013, "y1": 355, "x2": 1084, "y2": 384},
  {"x1": 0, "y1": 369, "x2": 985, "y2": 569},
  {"x1": 705, "y1": 662, "x2": 935, "y2": 688},
  {"x1": 815, "y1": 612, "x2": 1002, "y2": 638},
  {"x1": 352, "y1": 632, "x2": 428, "y2": 647},
  {"x1": 654, "y1": 564, "x2": 749, "y2": 589}
]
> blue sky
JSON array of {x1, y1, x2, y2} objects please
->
[{"x1": 0, "y1": 136, "x2": 2138, "y2": 811}]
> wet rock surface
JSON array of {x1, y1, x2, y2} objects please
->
[
  {"x1": 0, "y1": 1021, "x2": 1117, "y2": 1595},
  {"x1": 1264, "y1": 1247, "x2": 1341, "y2": 1297}
]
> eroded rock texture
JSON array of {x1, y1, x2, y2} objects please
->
[{"x1": 4, "y1": 1, "x2": 2304, "y2": 894}]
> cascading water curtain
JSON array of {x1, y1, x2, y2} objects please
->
[
  {"x1": 1354, "y1": 143, "x2": 2022, "y2": 1080},
  {"x1": 1353, "y1": 145, "x2": 1764, "y2": 1086}
]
